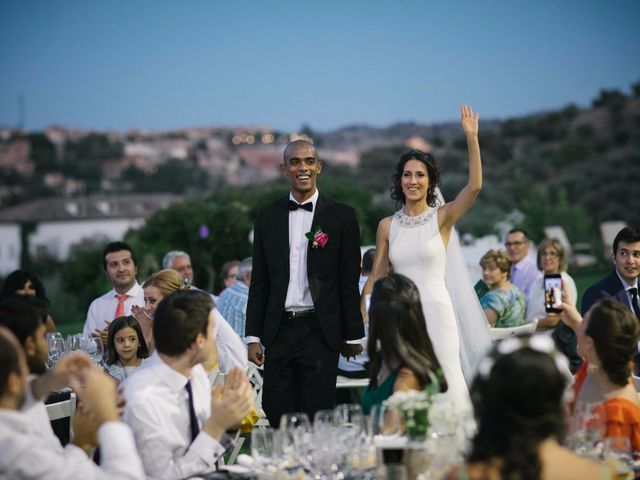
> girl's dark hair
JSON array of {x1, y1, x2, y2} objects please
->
[
  {"x1": 586, "y1": 300, "x2": 640, "y2": 386},
  {"x1": 390, "y1": 149, "x2": 440, "y2": 208},
  {"x1": 367, "y1": 273, "x2": 445, "y2": 391},
  {"x1": 106, "y1": 315, "x2": 149, "y2": 365},
  {"x1": 469, "y1": 344, "x2": 567, "y2": 480},
  {"x1": 1, "y1": 270, "x2": 48, "y2": 301}
]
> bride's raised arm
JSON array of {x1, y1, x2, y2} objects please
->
[{"x1": 438, "y1": 104, "x2": 482, "y2": 231}]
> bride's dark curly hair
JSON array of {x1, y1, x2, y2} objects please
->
[
  {"x1": 468, "y1": 344, "x2": 567, "y2": 480},
  {"x1": 390, "y1": 149, "x2": 440, "y2": 208}
]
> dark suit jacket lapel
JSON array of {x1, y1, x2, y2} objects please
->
[
  {"x1": 307, "y1": 194, "x2": 326, "y2": 303},
  {"x1": 607, "y1": 272, "x2": 632, "y2": 309},
  {"x1": 275, "y1": 196, "x2": 290, "y2": 274}
]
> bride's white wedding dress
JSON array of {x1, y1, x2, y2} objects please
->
[{"x1": 389, "y1": 206, "x2": 488, "y2": 408}]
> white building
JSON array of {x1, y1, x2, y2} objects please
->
[{"x1": 0, "y1": 194, "x2": 183, "y2": 272}]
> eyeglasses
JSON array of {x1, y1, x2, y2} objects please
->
[
  {"x1": 505, "y1": 241, "x2": 525, "y2": 247},
  {"x1": 541, "y1": 251, "x2": 559, "y2": 258}
]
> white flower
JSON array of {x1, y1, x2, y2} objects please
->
[
  {"x1": 497, "y1": 336, "x2": 521, "y2": 355},
  {"x1": 529, "y1": 334, "x2": 555, "y2": 353}
]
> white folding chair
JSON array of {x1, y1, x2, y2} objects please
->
[{"x1": 490, "y1": 318, "x2": 539, "y2": 341}]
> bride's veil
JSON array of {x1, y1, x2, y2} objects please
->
[{"x1": 437, "y1": 188, "x2": 492, "y2": 383}]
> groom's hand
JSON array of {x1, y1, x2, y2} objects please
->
[
  {"x1": 248, "y1": 343, "x2": 265, "y2": 366},
  {"x1": 341, "y1": 342, "x2": 363, "y2": 360}
]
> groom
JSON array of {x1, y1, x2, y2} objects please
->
[{"x1": 246, "y1": 139, "x2": 364, "y2": 427}]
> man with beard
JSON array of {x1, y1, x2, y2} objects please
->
[{"x1": 83, "y1": 241, "x2": 145, "y2": 345}]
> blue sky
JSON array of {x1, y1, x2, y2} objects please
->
[{"x1": 1, "y1": 1, "x2": 639, "y2": 132}]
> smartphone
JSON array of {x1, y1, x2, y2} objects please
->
[{"x1": 544, "y1": 273, "x2": 562, "y2": 314}]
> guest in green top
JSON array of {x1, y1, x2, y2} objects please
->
[
  {"x1": 478, "y1": 250, "x2": 525, "y2": 328},
  {"x1": 361, "y1": 273, "x2": 443, "y2": 415}
]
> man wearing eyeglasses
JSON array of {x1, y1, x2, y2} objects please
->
[{"x1": 504, "y1": 229, "x2": 541, "y2": 299}]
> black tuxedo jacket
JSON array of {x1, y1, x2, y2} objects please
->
[
  {"x1": 246, "y1": 193, "x2": 364, "y2": 350},
  {"x1": 580, "y1": 271, "x2": 633, "y2": 315}
]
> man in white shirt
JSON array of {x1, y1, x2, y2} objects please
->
[
  {"x1": 123, "y1": 290, "x2": 253, "y2": 480},
  {"x1": 0, "y1": 326, "x2": 145, "y2": 480},
  {"x1": 163, "y1": 249, "x2": 248, "y2": 373},
  {"x1": 505, "y1": 229, "x2": 541, "y2": 299},
  {"x1": 83, "y1": 241, "x2": 145, "y2": 343}
]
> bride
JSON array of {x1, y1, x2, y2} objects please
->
[{"x1": 362, "y1": 105, "x2": 491, "y2": 407}]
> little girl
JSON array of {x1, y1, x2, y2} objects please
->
[{"x1": 106, "y1": 315, "x2": 149, "y2": 383}]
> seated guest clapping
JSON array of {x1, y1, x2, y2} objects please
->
[
  {"x1": 361, "y1": 274, "x2": 444, "y2": 415},
  {"x1": 106, "y1": 315, "x2": 149, "y2": 383},
  {"x1": 445, "y1": 335, "x2": 613, "y2": 480},
  {"x1": 0, "y1": 326, "x2": 145, "y2": 479},
  {"x1": 123, "y1": 290, "x2": 254, "y2": 480},
  {"x1": 559, "y1": 299, "x2": 640, "y2": 451},
  {"x1": 479, "y1": 250, "x2": 525, "y2": 328}
]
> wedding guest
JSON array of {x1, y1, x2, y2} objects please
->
[
  {"x1": 445, "y1": 334, "x2": 613, "y2": 480},
  {"x1": 162, "y1": 250, "x2": 194, "y2": 286},
  {"x1": 133, "y1": 269, "x2": 247, "y2": 373},
  {"x1": 220, "y1": 259, "x2": 240, "y2": 292},
  {"x1": 123, "y1": 290, "x2": 253, "y2": 479},
  {"x1": 505, "y1": 229, "x2": 542, "y2": 299},
  {"x1": 479, "y1": 250, "x2": 525, "y2": 328},
  {"x1": 83, "y1": 242, "x2": 144, "y2": 346},
  {"x1": 0, "y1": 325, "x2": 145, "y2": 479},
  {"x1": 217, "y1": 257, "x2": 252, "y2": 338},
  {"x1": 1, "y1": 269, "x2": 56, "y2": 332},
  {"x1": 361, "y1": 274, "x2": 443, "y2": 415},
  {"x1": 526, "y1": 238, "x2": 582, "y2": 373},
  {"x1": 106, "y1": 316, "x2": 149, "y2": 383},
  {"x1": 560, "y1": 299, "x2": 640, "y2": 451}
]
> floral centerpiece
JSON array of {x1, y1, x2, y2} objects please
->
[{"x1": 384, "y1": 390, "x2": 432, "y2": 440}]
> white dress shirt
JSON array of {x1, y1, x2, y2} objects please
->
[
  {"x1": 0, "y1": 408, "x2": 144, "y2": 480},
  {"x1": 83, "y1": 283, "x2": 145, "y2": 336},
  {"x1": 510, "y1": 255, "x2": 542, "y2": 299},
  {"x1": 616, "y1": 270, "x2": 640, "y2": 308},
  {"x1": 23, "y1": 375, "x2": 65, "y2": 452},
  {"x1": 122, "y1": 352, "x2": 230, "y2": 480},
  {"x1": 285, "y1": 190, "x2": 318, "y2": 310},
  {"x1": 213, "y1": 308, "x2": 248, "y2": 373}
]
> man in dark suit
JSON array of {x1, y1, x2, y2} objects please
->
[
  {"x1": 246, "y1": 140, "x2": 364, "y2": 426},
  {"x1": 581, "y1": 226, "x2": 640, "y2": 318}
]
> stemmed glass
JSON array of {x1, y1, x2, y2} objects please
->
[
  {"x1": 83, "y1": 336, "x2": 104, "y2": 366},
  {"x1": 569, "y1": 402, "x2": 606, "y2": 458},
  {"x1": 251, "y1": 426, "x2": 281, "y2": 472},
  {"x1": 279, "y1": 412, "x2": 312, "y2": 470},
  {"x1": 602, "y1": 436, "x2": 633, "y2": 480},
  {"x1": 46, "y1": 332, "x2": 66, "y2": 366}
]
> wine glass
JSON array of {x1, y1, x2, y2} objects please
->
[
  {"x1": 46, "y1": 332, "x2": 66, "y2": 366},
  {"x1": 570, "y1": 401, "x2": 606, "y2": 458},
  {"x1": 279, "y1": 412, "x2": 311, "y2": 469},
  {"x1": 251, "y1": 427, "x2": 280, "y2": 471},
  {"x1": 602, "y1": 436, "x2": 633, "y2": 480},
  {"x1": 84, "y1": 336, "x2": 104, "y2": 365}
]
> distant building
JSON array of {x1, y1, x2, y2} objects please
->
[{"x1": 0, "y1": 194, "x2": 182, "y2": 272}]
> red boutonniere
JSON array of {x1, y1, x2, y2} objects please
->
[{"x1": 305, "y1": 226, "x2": 329, "y2": 249}]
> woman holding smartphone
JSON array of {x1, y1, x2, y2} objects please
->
[{"x1": 526, "y1": 238, "x2": 578, "y2": 328}]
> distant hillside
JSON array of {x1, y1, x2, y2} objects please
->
[{"x1": 342, "y1": 86, "x2": 640, "y2": 244}]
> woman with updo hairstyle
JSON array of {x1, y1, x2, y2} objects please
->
[
  {"x1": 361, "y1": 273, "x2": 444, "y2": 415},
  {"x1": 362, "y1": 106, "x2": 491, "y2": 409},
  {"x1": 445, "y1": 335, "x2": 613, "y2": 480},
  {"x1": 130, "y1": 269, "x2": 190, "y2": 354},
  {"x1": 478, "y1": 249, "x2": 525, "y2": 328},
  {"x1": 560, "y1": 299, "x2": 640, "y2": 451}
]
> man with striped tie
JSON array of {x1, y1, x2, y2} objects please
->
[{"x1": 83, "y1": 241, "x2": 144, "y2": 345}]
